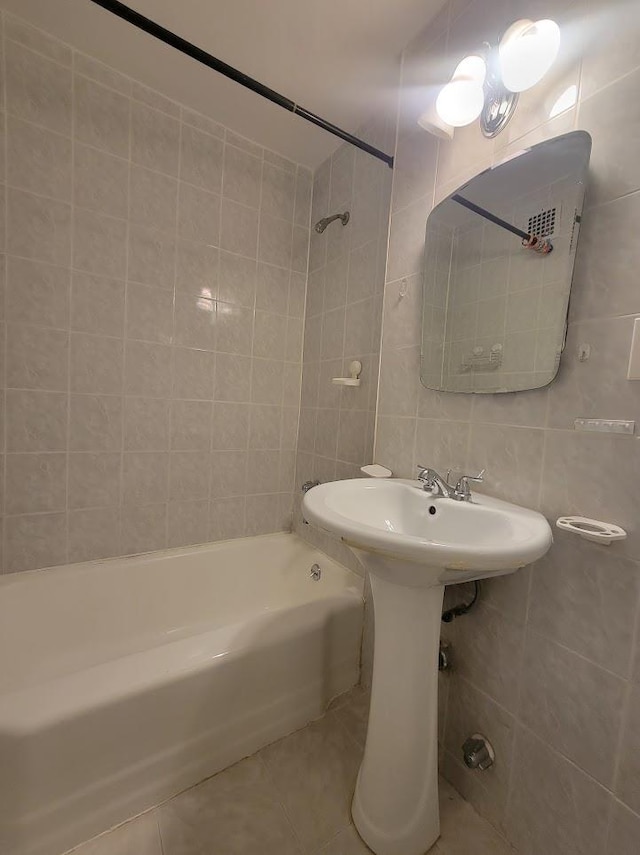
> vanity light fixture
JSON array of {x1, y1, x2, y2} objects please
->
[{"x1": 430, "y1": 18, "x2": 561, "y2": 138}]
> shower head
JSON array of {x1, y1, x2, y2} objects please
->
[{"x1": 314, "y1": 211, "x2": 350, "y2": 234}]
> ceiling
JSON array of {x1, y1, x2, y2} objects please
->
[{"x1": 1, "y1": 0, "x2": 446, "y2": 167}]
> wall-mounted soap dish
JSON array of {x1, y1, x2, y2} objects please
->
[
  {"x1": 556, "y1": 516, "x2": 627, "y2": 545},
  {"x1": 332, "y1": 360, "x2": 362, "y2": 387},
  {"x1": 361, "y1": 464, "x2": 392, "y2": 478}
]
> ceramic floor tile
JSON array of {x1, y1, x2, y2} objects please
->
[
  {"x1": 158, "y1": 754, "x2": 302, "y2": 855},
  {"x1": 70, "y1": 705, "x2": 514, "y2": 855},
  {"x1": 312, "y1": 779, "x2": 512, "y2": 855},
  {"x1": 327, "y1": 686, "x2": 359, "y2": 712},
  {"x1": 333, "y1": 686, "x2": 371, "y2": 747},
  {"x1": 438, "y1": 778, "x2": 514, "y2": 855},
  {"x1": 70, "y1": 812, "x2": 162, "y2": 855},
  {"x1": 259, "y1": 710, "x2": 364, "y2": 852},
  {"x1": 317, "y1": 824, "x2": 375, "y2": 854}
]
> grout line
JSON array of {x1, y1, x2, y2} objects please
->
[
  {"x1": 578, "y1": 56, "x2": 640, "y2": 107},
  {"x1": 5, "y1": 109, "x2": 75, "y2": 144},
  {"x1": 4, "y1": 27, "x2": 73, "y2": 72},
  {"x1": 515, "y1": 719, "x2": 622, "y2": 800},
  {"x1": 241, "y1": 138, "x2": 266, "y2": 534},
  {"x1": 2, "y1": 293, "x2": 297, "y2": 334},
  {"x1": 1, "y1": 11, "x2": 7, "y2": 574},
  {"x1": 154, "y1": 811, "x2": 165, "y2": 855},
  {"x1": 254, "y1": 752, "x2": 310, "y2": 855},
  {"x1": 118, "y1": 91, "x2": 134, "y2": 557},
  {"x1": 165, "y1": 110, "x2": 183, "y2": 549},
  {"x1": 62, "y1": 41, "x2": 77, "y2": 566}
]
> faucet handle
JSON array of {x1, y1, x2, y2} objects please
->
[
  {"x1": 454, "y1": 469, "x2": 485, "y2": 499},
  {"x1": 461, "y1": 469, "x2": 485, "y2": 484}
]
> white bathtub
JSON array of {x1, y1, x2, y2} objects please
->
[{"x1": 0, "y1": 532, "x2": 363, "y2": 855}]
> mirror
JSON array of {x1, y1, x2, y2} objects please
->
[{"x1": 421, "y1": 130, "x2": 592, "y2": 393}]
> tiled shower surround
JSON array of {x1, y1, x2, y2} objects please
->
[
  {"x1": 295, "y1": 117, "x2": 393, "y2": 500},
  {"x1": 377, "y1": 0, "x2": 640, "y2": 853},
  {"x1": 0, "y1": 13, "x2": 311, "y2": 571},
  {"x1": 293, "y1": 116, "x2": 394, "y2": 660}
]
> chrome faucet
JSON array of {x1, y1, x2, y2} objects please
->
[
  {"x1": 416, "y1": 466, "x2": 452, "y2": 498},
  {"x1": 416, "y1": 465, "x2": 485, "y2": 502}
]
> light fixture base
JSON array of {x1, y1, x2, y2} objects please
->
[{"x1": 480, "y1": 79, "x2": 518, "y2": 138}]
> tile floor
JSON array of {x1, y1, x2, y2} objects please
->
[{"x1": 68, "y1": 687, "x2": 515, "y2": 855}]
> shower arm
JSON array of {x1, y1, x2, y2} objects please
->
[
  {"x1": 324, "y1": 214, "x2": 347, "y2": 228},
  {"x1": 315, "y1": 212, "x2": 350, "y2": 233},
  {"x1": 88, "y1": 0, "x2": 394, "y2": 169}
]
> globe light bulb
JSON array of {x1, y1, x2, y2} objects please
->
[
  {"x1": 435, "y1": 55, "x2": 486, "y2": 127},
  {"x1": 499, "y1": 19, "x2": 561, "y2": 93}
]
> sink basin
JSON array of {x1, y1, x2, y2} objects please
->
[
  {"x1": 302, "y1": 478, "x2": 552, "y2": 583},
  {"x1": 302, "y1": 478, "x2": 552, "y2": 855}
]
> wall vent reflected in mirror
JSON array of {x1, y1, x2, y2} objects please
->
[
  {"x1": 528, "y1": 207, "x2": 556, "y2": 238},
  {"x1": 421, "y1": 131, "x2": 592, "y2": 394}
]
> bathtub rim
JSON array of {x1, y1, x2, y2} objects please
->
[{"x1": 0, "y1": 530, "x2": 365, "y2": 588}]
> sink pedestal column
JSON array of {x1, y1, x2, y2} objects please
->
[{"x1": 351, "y1": 556, "x2": 444, "y2": 855}]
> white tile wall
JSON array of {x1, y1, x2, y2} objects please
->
[
  {"x1": 0, "y1": 11, "x2": 311, "y2": 572},
  {"x1": 378, "y1": 0, "x2": 640, "y2": 852}
]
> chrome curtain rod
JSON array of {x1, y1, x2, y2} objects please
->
[{"x1": 88, "y1": 0, "x2": 394, "y2": 168}]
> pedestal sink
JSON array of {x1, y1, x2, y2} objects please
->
[{"x1": 302, "y1": 478, "x2": 552, "y2": 855}]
